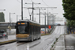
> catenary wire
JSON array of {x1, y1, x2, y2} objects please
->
[{"x1": 42, "y1": 0, "x2": 49, "y2": 7}]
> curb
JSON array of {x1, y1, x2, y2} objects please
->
[
  {"x1": 0, "y1": 39, "x2": 16, "y2": 45},
  {"x1": 50, "y1": 35, "x2": 62, "y2": 50}
]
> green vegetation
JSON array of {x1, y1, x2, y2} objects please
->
[
  {"x1": 50, "y1": 38, "x2": 58, "y2": 50},
  {"x1": 67, "y1": 20, "x2": 75, "y2": 27},
  {"x1": 62, "y1": 0, "x2": 75, "y2": 26},
  {"x1": 0, "y1": 12, "x2": 5, "y2": 22},
  {"x1": 62, "y1": 0, "x2": 75, "y2": 20},
  {"x1": 0, "y1": 39, "x2": 16, "y2": 45}
]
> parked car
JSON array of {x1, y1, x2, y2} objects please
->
[{"x1": 0, "y1": 30, "x2": 8, "y2": 38}]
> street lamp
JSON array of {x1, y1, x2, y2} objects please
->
[
  {"x1": 0, "y1": 9, "x2": 6, "y2": 11},
  {"x1": 9, "y1": 13, "x2": 15, "y2": 35},
  {"x1": 9, "y1": 13, "x2": 15, "y2": 23}
]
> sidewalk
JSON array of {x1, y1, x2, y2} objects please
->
[
  {"x1": 52, "y1": 34, "x2": 75, "y2": 50},
  {"x1": 0, "y1": 35, "x2": 16, "y2": 45},
  {"x1": 52, "y1": 35, "x2": 65, "y2": 50},
  {"x1": 65, "y1": 34, "x2": 75, "y2": 50}
]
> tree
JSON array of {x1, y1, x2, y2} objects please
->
[
  {"x1": 67, "y1": 20, "x2": 75, "y2": 27},
  {"x1": 0, "y1": 12, "x2": 5, "y2": 22},
  {"x1": 62, "y1": 0, "x2": 75, "y2": 20}
]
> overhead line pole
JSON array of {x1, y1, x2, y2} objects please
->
[
  {"x1": 39, "y1": 9, "x2": 40, "y2": 23},
  {"x1": 45, "y1": 12, "x2": 46, "y2": 34},
  {"x1": 32, "y1": 2, "x2": 34, "y2": 21},
  {"x1": 21, "y1": 0, "x2": 23, "y2": 20}
]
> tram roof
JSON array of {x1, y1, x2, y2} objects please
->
[{"x1": 18, "y1": 19, "x2": 40, "y2": 25}]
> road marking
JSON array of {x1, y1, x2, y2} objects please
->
[{"x1": 26, "y1": 44, "x2": 29, "y2": 50}]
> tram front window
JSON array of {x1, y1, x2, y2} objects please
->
[{"x1": 18, "y1": 26, "x2": 27, "y2": 34}]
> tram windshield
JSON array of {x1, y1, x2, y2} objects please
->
[{"x1": 18, "y1": 26, "x2": 27, "y2": 34}]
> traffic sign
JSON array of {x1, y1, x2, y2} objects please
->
[{"x1": 48, "y1": 25, "x2": 51, "y2": 29}]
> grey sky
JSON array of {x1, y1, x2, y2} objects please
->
[{"x1": 0, "y1": 0, "x2": 65, "y2": 24}]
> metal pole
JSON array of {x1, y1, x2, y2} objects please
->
[
  {"x1": 16, "y1": 15, "x2": 18, "y2": 21},
  {"x1": 9, "y1": 13, "x2": 11, "y2": 34},
  {"x1": 64, "y1": 26, "x2": 66, "y2": 50},
  {"x1": 9, "y1": 13, "x2": 11, "y2": 24},
  {"x1": 45, "y1": 12, "x2": 46, "y2": 34},
  {"x1": 47, "y1": 9, "x2": 49, "y2": 25},
  {"x1": 32, "y1": 2, "x2": 34, "y2": 21},
  {"x1": 21, "y1": 0, "x2": 23, "y2": 20},
  {"x1": 39, "y1": 9, "x2": 40, "y2": 23},
  {"x1": 30, "y1": 15, "x2": 31, "y2": 20}
]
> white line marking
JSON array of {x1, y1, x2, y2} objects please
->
[{"x1": 26, "y1": 44, "x2": 29, "y2": 50}]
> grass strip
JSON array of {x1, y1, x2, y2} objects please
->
[
  {"x1": 0, "y1": 39, "x2": 16, "y2": 45},
  {"x1": 50, "y1": 38, "x2": 58, "y2": 50}
]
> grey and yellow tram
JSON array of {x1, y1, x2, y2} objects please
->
[{"x1": 15, "y1": 20, "x2": 41, "y2": 42}]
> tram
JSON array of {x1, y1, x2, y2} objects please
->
[{"x1": 15, "y1": 19, "x2": 41, "y2": 41}]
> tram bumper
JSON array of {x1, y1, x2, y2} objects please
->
[{"x1": 16, "y1": 37, "x2": 31, "y2": 41}]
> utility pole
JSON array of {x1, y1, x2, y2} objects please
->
[
  {"x1": 45, "y1": 12, "x2": 46, "y2": 34},
  {"x1": 21, "y1": 0, "x2": 23, "y2": 20},
  {"x1": 32, "y1": 2, "x2": 34, "y2": 21},
  {"x1": 9, "y1": 13, "x2": 11, "y2": 24},
  {"x1": 30, "y1": 15, "x2": 31, "y2": 20},
  {"x1": 16, "y1": 15, "x2": 18, "y2": 21},
  {"x1": 9, "y1": 13, "x2": 15, "y2": 35},
  {"x1": 16, "y1": 15, "x2": 21, "y2": 21},
  {"x1": 39, "y1": 9, "x2": 40, "y2": 23},
  {"x1": 25, "y1": 2, "x2": 41, "y2": 21}
]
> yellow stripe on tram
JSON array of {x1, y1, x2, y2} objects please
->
[{"x1": 16, "y1": 34, "x2": 29, "y2": 38}]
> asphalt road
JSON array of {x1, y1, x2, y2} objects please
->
[{"x1": 0, "y1": 26, "x2": 64, "y2": 50}]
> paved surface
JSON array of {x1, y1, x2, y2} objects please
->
[
  {"x1": 0, "y1": 42, "x2": 17, "y2": 50},
  {"x1": 65, "y1": 34, "x2": 75, "y2": 50},
  {"x1": 53, "y1": 34, "x2": 75, "y2": 50},
  {"x1": 53, "y1": 35, "x2": 65, "y2": 50},
  {"x1": 0, "y1": 35, "x2": 16, "y2": 42},
  {"x1": 0, "y1": 26, "x2": 64, "y2": 50}
]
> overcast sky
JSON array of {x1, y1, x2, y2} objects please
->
[{"x1": 0, "y1": 0, "x2": 65, "y2": 24}]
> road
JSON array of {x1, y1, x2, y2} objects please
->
[
  {"x1": 0, "y1": 26, "x2": 64, "y2": 50},
  {"x1": 0, "y1": 35, "x2": 16, "y2": 42}
]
